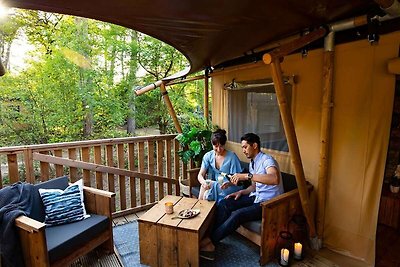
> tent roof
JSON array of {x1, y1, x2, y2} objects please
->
[{"x1": 6, "y1": 0, "x2": 386, "y2": 74}]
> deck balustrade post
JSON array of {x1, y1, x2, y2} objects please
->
[{"x1": 23, "y1": 148, "x2": 34, "y2": 183}]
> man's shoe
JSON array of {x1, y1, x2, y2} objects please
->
[{"x1": 200, "y1": 250, "x2": 215, "y2": 261}]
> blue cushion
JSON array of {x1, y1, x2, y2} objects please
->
[
  {"x1": 46, "y1": 214, "x2": 109, "y2": 263},
  {"x1": 39, "y1": 179, "x2": 87, "y2": 226},
  {"x1": 30, "y1": 176, "x2": 70, "y2": 222},
  {"x1": 281, "y1": 173, "x2": 297, "y2": 192}
]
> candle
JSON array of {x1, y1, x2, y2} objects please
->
[
  {"x1": 280, "y1": 248, "x2": 289, "y2": 266},
  {"x1": 294, "y1": 242, "x2": 302, "y2": 259},
  {"x1": 165, "y1": 202, "x2": 174, "y2": 214}
]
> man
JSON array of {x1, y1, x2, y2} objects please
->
[{"x1": 200, "y1": 133, "x2": 284, "y2": 259}]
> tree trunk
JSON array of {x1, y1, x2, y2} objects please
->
[
  {"x1": 126, "y1": 31, "x2": 138, "y2": 135},
  {"x1": 75, "y1": 17, "x2": 94, "y2": 138}
]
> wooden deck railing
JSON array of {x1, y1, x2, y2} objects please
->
[{"x1": 0, "y1": 134, "x2": 189, "y2": 216}]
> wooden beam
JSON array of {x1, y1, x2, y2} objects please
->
[
  {"x1": 160, "y1": 83, "x2": 182, "y2": 133},
  {"x1": 264, "y1": 56, "x2": 317, "y2": 238},
  {"x1": 317, "y1": 50, "x2": 335, "y2": 240},
  {"x1": 388, "y1": 57, "x2": 400, "y2": 74},
  {"x1": 32, "y1": 152, "x2": 177, "y2": 185}
]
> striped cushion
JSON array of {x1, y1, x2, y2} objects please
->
[{"x1": 39, "y1": 179, "x2": 87, "y2": 226}]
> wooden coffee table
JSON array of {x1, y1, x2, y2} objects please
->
[{"x1": 138, "y1": 195, "x2": 215, "y2": 267}]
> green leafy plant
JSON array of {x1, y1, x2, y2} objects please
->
[{"x1": 175, "y1": 126, "x2": 213, "y2": 167}]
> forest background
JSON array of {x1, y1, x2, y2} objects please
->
[{"x1": 0, "y1": 9, "x2": 209, "y2": 147}]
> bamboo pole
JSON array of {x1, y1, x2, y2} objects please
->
[
  {"x1": 166, "y1": 74, "x2": 205, "y2": 86},
  {"x1": 263, "y1": 28, "x2": 326, "y2": 65},
  {"x1": 134, "y1": 80, "x2": 163, "y2": 96},
  {"x1": 262, "y1": 29, "x2": 326, "y2": 239},
  {"x1": 204, "y1": 75, "x2": 209, "y2": 124},
  {"x1": 317, "y1": 42, "x2": 335, "y2": 243},
  {"x1": 160, "y1": 83, "x2": 182, "y2": 133},
  {"x1": 265, "y1": 56, "x2": 317, "y2": 238}
]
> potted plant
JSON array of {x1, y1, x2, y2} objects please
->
[
  {"x1": 175, "y1": 126, "x2": 212, "y2": 196},
  {"x1": 175, "y1": 126, "x2": 212, "y2": 168}
]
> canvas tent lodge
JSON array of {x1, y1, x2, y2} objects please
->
[
  {"x1": 3, "y1": 0, "x2": 400, "y2": 266},
  {"x1": 144, "y1": 29, "x2": 400, "y2": 266}
]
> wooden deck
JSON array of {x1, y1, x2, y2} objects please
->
[{"x1": 71, "y1": 210, "x2": 369, "y2": 267}]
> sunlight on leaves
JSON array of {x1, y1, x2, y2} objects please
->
[{"x1": 60, "y1": 47, "x2": 91, "y2": 69}]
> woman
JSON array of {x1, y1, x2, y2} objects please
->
[{"x1": 198, "y1": 129, "x2": 243, "y2": 203}]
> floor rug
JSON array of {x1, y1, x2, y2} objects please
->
[
  {"x1": 113, "y1": 220, "x2": 338, "y2": 267},
  {"x1": 113, "y1": 220, "x2": 278, "y2": 267}
]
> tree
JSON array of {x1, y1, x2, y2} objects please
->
[{"x1": 0, "y1": 8, "x2": 206, "y2": 146}]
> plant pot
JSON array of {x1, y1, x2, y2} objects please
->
[
  {"x1": 390, "y1": 185, "x2": 400, "y2": 194},
  {"x1": 179, "y1": 177, "x2": 191, "y2": 197}
]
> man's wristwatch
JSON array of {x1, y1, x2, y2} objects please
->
[{"x1": 247, "y1": 173, "x2": 253, "y2": 181}]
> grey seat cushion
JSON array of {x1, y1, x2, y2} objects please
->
[
  {"x1": 26, "y1": 176, "x2": 110, "y2": 263},
  {"x1": 241, "y1": 220, "x2": 262, "y2": 234},
  {"x1": 46, "y1": 214, "x2": 109, "y2": 263}
]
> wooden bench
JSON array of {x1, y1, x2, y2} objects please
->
[{"x1": 186, "y1": 167, "x2": 313, "y2": 265}]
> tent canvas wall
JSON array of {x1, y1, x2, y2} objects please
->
[{"x1": 211, "y1": 30, "x2": 399, "y2": 266}]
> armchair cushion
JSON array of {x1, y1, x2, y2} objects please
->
[
  {"x1": 39, "y1": 179, "x2": 87, "y2": 226},
  {"x1": 241, "y1": 220, "x2": 261, "y2": 234},
  {"x1": 46, "y1": 214, "x2": 109, "y2": 263}
]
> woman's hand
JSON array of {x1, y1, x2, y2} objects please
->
[
  {"x1": 201, "y1": 180, "x2": 212, "y2": 190},
  {"x1": 220, "y1": 181, "x2": 232, "y2": 189}
]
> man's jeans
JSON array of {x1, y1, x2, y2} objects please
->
[{"x1": 211, "y1": 195, "x2": 261, "y2": 244}]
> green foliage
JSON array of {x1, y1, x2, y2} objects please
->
[
  {"x1": 175, "y1": 125, "x2": 213, "y2": 167},
  {"x1": 0, "y1": 9, "x2": 207, "y2": 147}
]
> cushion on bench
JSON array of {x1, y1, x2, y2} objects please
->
[
  {"x1": 46, "y1": 214, "x2": 109, "y2": 263},
  {"x1": 281, "y1": 172, "x2": 297, "y2": 192},
  {"x1": 241, "y1": 220, "x2": 262, "y2": 234},
  {"x1": 27, "y1": 176, "x2": 110, "y2": 263}
]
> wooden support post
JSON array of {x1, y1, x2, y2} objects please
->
[
  {"x1": 266, "y1": 57, "x2": 317, "y2": 238},
  {"x1": 160, "y1": 83, "x2": 182, "y2": 133},
  {"x1": 204, "y1": 75, "x2": 209, "y2": 124},
  {"x1": 317, "y1": 50, "x2": 335, "y2": 241}
]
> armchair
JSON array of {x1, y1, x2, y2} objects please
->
[{"x1": 14, "y1": 176, "x2": 115, "y2": 267}]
